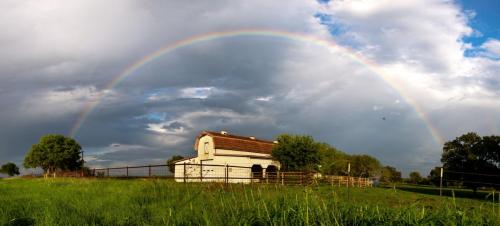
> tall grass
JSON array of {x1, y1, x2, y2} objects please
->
[{"x1": 0, "y1": 179, "x2": 498, "y2": 225}]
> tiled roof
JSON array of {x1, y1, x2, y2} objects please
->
[{"x1": 196, "y1": 131, "x2": 275, "y2": 154}]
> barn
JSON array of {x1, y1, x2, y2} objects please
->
[{"x1": 174, "y1": 131, "x2": 280, "y2": 183}]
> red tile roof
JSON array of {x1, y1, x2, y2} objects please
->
[{"x1": 195, "y1": 131, "x2": 275, "y2": 154}]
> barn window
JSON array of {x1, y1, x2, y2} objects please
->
[{"x1": 204, "y1": 142, "x2": 209, "y2": 154}]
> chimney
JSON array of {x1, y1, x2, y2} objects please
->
[
  {"x1": 220, "y1": 130, "x2": 228, "y2": 135},
  {"x1": 249, "y1": 136, "x2": 256, "y2": 140}
]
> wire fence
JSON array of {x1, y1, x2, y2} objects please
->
[
  {"x1": 89, "y1": 163, "x2": 374, "y2": 186},
  {"x1": 441, "y1": 169, "x2": 500, "y2": 188}
]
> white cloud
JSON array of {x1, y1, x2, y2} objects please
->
[
  {"x1": 20, "y1": 86, "x2": 101, "y2": 118},
  {"x1": 479, "y1": 39, "x2": 500, "y2": 59},
  {"x1": 180, "y1": 87, "x2": 215, "y2": 99}
]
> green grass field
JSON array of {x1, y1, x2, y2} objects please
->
[{"x1": 1, "y1": 178, "x2": 499, "y2": 225}]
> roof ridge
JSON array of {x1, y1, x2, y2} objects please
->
[{"x1": 205, "y1": 131, "x2": 274, "y2": 143}]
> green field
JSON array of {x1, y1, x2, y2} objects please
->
[{"x1": 0, "y1": 179, "x2": 499, "y2": 225}]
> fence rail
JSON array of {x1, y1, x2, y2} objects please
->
[
  {"x1": 89, "y1": 163, "x2": 373, "y2": 186},
  {"x1": 324, "y1": 175, "x2": 374, "y2": 187}
]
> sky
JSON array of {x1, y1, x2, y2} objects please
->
[{"x1": 0, "y1": 0, "x2": 499, "y2": 176}]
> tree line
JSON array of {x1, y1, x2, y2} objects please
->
[
  {"x1": 271, "y1": 134, "x2": 402, "y2": 183},
  {"x1": 13, "y1": 131, "x2": 499, "y2": 192}
]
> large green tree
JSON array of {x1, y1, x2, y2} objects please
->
[
  {"x1": 166, "y1": 155, "x2": 184, "y2": 173},
  {"x1": 0, "y1": 162, "x2": 20, "y2": 176},
  {"x1": 441, "y1": 132, "x2": 500, "y2": 192},
  {"x1": 272, "y1": 134, "x2": 320, "y2": 171},
  {"x1": 24, "y1": 134, "x2": 83, "y2": 176}
]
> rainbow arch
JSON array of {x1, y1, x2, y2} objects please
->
[{"x1": 69, "y1": 29, "x2": 444, "y2": 145}]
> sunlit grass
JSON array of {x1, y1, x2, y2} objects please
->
[{"x1": 0, "y1": 178, "x2": 498, "y2": 225}]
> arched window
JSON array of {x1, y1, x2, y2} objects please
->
[
  {"x1": 251, "y1": 164, "x2": 263, "y2": 179},
  {"x1": 266, "y1": 165, "x2": 278, "y2": 180}
]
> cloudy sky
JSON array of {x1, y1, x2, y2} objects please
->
[{"x1": 0, "y1": 0, "x2": 499, "y2": 176}]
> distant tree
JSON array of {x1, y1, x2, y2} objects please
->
[
  {"x1": 349, "y1": 154, "x2": 382, "y2": 177},
  {"x1": 166, "y1": 155, "x2": 184, "y2": 173},
  {"x1": 318, "y1": 143, "x2": 350, "y2": 175},
  {"x1": 0, "y1": 162, "x2": 20, "y2": 176},
  {"x1": 427, "y1": 167, "x2": 441, "y2": 186},
  {"x1": 409, "y1": 171, "x2": 422, "y2": 184},
  {"x1": 272, "y1": 134, "x2": 320, "y2": 171},
  {"x1": 24, "y1": 134, "x2": 83, "y2": 177},
  {"x1": 441, "y1": 132, "x2": 500, "y2": 192},
  {"x1": 380, "y1": 166, "x2": 402, "y2": 184}
]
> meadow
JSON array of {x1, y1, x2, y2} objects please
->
[{"x1": 0, "y1": 178, "x2": 499, "y2": 225}]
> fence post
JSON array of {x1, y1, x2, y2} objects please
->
[
  {"x1": 439, "y1": 167, "x2": 443, "y2": 196},
  {"x1": 200, "y1": 161, "x2": 203, "y2": 182},
  {"x1": 183, "y1": 162, "x2": 186, "y2": 183},
  {"x1": 347, "y1": 163, "x2": 351, "y2": 201},
  {"x1": 225, "y1": 164, "x2": 229, "y2": 185},
  {"x1": 277, "y1": 170, "x2": 280, "y2": 184},
  {"x1": 148, "y1": 165, "x2": 151, "y2": 177},
  {"x1": 107, "y1": 168, "x2": 109, "y2": 177},
  {"x1": 93, "y1": 168, "x2": 95, "y2": 177},
  {"x1": 126, "y1": 166, "x2": 129, "y2": 177}
]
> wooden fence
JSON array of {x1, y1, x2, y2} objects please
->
[{"x1": 323, "y1": 175, "x2": 373, "y2": 187}]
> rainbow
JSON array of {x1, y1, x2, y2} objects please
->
[{"x1": 69, "y1": 29, "x2": 444, "y2": 145}]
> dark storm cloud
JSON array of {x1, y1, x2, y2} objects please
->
[{"x1": 0, "y1": 0, "x2": 499, "y2": 177}]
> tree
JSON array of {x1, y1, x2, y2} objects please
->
[
  {"x1": 380, "y1": 166, "x2": 402, "y2": 184},
  {"x1": 318, "y1": 143, "x2": 350, "y2": 175},
  {"x1": 0, "y1": 162, "x2": 20, "y2": 176},
  {"x1": 167, "y1": 155, "x2": 184, "y2": 173},
  {"x1": 441, "y1": 132, "x2": 500, "y2": 192},
  {"x1": 409, "y1": 171, "x2": 422, "y2": 184},
  {"x1": 349, "y1": 154, "x2": 382, "y2": 177},
  {"x1": 427, "y1": 167, "x2": 441, "y2": 186},
  {"x1": 24, "y1": 134, "x2": 83, "y2": 177},
  {"x1": 318, "y1": 142, "x2": 382, "y2": 177},
  {"x1": 481, "y1": 135, "x2": 500, "y2": 163},
  {"x1": 271, "y1": 134, "x2": 320, "y2": 171}
]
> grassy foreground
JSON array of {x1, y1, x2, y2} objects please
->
[{"x1": 0, "y1": 178, "x2": 499, "y2": 225}]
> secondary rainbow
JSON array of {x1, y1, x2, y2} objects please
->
[{"x1": 70, "y1": 29, "x2": 444, "y2": 145}]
